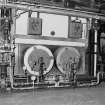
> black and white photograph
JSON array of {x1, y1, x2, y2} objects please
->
[{"x1": 0, "y1": 0, "x2": 105, "y2": 105}]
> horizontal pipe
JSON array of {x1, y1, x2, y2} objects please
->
[
  {"x1": 78, "y1": 72, "x2": 101, "y2": 87},
  {"x1": 10, "y1": 72, "x2": 101, "y2": 90},
  {"x1": 0, "y1": 2, "x2": 105, "y2": 20}
]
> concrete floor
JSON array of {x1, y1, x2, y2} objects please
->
[{"x1": 0, "y1": 86, "x2": 105, "y2": 105}]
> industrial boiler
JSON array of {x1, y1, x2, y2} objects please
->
[{"x1": 0, "y1": 0, "x2": 105, "y2": 90}]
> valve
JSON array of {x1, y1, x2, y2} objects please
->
[
  {"x1": 71, "y1": 58, "x2": 79, "y2": 86},
  {"x1": 38, "y1": 57, "x2": 46, "y2": 82}
]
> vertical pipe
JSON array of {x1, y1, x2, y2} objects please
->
[
  {"x1": 94, "y1": 20, "x2": 98, "y2": 77},
  {"x1": 94, "y1": 30, "x2": 97, "y2": 77},
  {"x1": 68, "y1": 16, "x2": 71, "y2": 38},
  {"x1": 88, "y1": 18, "x2": 94, "y2": 76},
  {"x1": 9, "y1": 8, "x2": 16, "y2": 88}
]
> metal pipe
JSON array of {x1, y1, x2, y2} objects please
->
[
  {"x1": 78, "y1": 72, "x2": 101, "y2": 87},
  {"x1": 0, "y1": 2, "x2": 105, "y2": 20},
  {"x1": 94, "y1": 29, "x2": 98, "y2": 77},
  {"x1": 11, "y1": 72, "x2": 102, "y2": 90}
]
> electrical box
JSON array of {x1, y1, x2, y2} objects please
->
[
  {"x1": 28, "y1": 17, "x2": 42, "y2": 35},
  {"x1": 69, "y1": 21, "x2": 83, "y2": 38}
]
